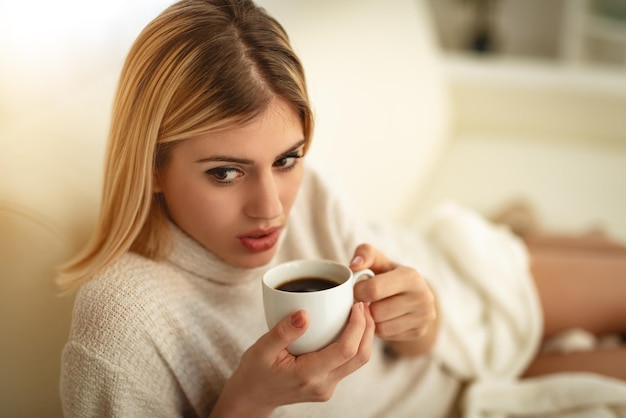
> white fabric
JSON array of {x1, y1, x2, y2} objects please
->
[
  {"x1": 428, "y1": 202, "x2": 542, "y2": 380},
  {"x1": 423, "y1": 203, "x2": 626, "y2": 417},
  {"x1": 463, "y1": 374, "x2": 626, "y2": 418}
]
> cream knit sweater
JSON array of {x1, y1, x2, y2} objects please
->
[{"x1": 60, "y1": 167, "x2": 517, "y2": 418}]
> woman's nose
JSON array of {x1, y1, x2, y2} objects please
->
[{"x1": 244, "y1": 173, "x2": 283, "y2": 220}]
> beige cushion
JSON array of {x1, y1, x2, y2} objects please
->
[{"x1": 0, "y1": 100, "x2": 105, "y2": 417}]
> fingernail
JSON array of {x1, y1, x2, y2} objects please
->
[
  {"x1": 351, "y1": 255, "x2": 364, "y2": 266},
  {"x1": 291, "y1": 311, "x2": 306, "y2": 328}
]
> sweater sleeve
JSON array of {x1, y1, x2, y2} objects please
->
[
  {"x1": 60, "y1": 341, "x2": 187, "y2": 418},
  {"x1": 60, "y1": 259, "x2": 199, "y2": 418}
]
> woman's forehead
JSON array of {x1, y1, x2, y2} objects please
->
[{"x1": 174, "y1": 99, "x2": 305, "y2": 161}]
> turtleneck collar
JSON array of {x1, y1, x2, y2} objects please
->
[{"x1": 165, "y1": 222, "x2": 275, "y2": 286}]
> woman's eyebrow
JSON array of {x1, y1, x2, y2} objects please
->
[
  {"x1": 195, "y1": 155, "x2": 254, "y2": 165},
  {"x1": 195, "y1": 139, "x2": 306, "y2": 165},
  {"x1": 276, "y1": 139, "x2": 307, "y2": 158}
]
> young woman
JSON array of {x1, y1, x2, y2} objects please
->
[{"x1": 59, "y1": 0, "x2": 626, "y2": 417}]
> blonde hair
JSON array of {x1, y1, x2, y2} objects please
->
[{"x1": 58, "y1": 0, "x2": 313, "y2": 292}]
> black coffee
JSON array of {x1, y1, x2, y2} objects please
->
[{"x1": 276, "y1": 277, "x2": 339, "y2": 292}]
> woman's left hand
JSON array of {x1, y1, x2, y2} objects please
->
[{"x1": 350, "y1": 243, "x2": 439, "y2": 356}]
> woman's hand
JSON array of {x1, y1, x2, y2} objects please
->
[
  {"x1": 351, "y1": 243, "x2": 439, "y2": 357},
  {"x1": 210, "y1": 302, "x2": 375, "y2": 418}
]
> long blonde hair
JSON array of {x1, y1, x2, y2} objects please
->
[{"x1": 58, "y1": 0, "x2": 313, "y2": 292}]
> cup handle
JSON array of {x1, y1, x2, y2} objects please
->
[{"x1": 353, "y1": 268, "x2": 375, "y2": 282}]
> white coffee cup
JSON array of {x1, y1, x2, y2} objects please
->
[{"x1": 262, "y1": 259, "x2": 374, "y2": 356}]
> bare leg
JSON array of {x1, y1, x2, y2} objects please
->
[
  {"x1": 521, "y1": 236, "x2": 626, "y2": 380},
  {"x1": 523, "y1": 347, "x2": 626, "y2": 380},
  {"x1": 528, "y1": 237, "x2": 626, "y2": 337}
]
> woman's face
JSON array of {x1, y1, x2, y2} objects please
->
[{"x1": 155, "y1": 99, "x2": 306, "y2": 268}]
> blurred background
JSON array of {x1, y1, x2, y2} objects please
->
[
  {"x1": 1, "y1": 0, "x2": 625, "y2": 416},
  {"x1": 415, "y1": 0, "x2": 626, "y2": 239}
]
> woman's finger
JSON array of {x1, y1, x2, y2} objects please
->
[
  {"x1": 329, "y1": 303, "x2": 375, "y2": 380},
  {"x1": 255, "y1": 310, "x2": 309, "y2": 360},
  {"x1": 350, "y1": 243, "x2": 396, "y2": 274},
  {"x1": 354, "y1": 265, "x2": 424, "y2": 303},
  {"x1": 375, "y1": 311, "x2": 436, "y2": 341},
  {"x1": 369, "y1": 291, "x2": 435, "y2": 323}
]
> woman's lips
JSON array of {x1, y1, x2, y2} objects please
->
[{"x1": 238, "y1": 227, "x2": 281, "y2": 253}]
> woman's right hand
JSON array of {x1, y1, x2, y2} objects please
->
[{"x1": 210, "y1": 302, "x2": 375, "y2": 418}]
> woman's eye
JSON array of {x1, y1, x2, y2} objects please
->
[
  {"x1": 206, "y1": 167, "x2": 243, "y2": 183},
  {"x1": 274, "y1": 153, "x2": 302, "y2": 170}
]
